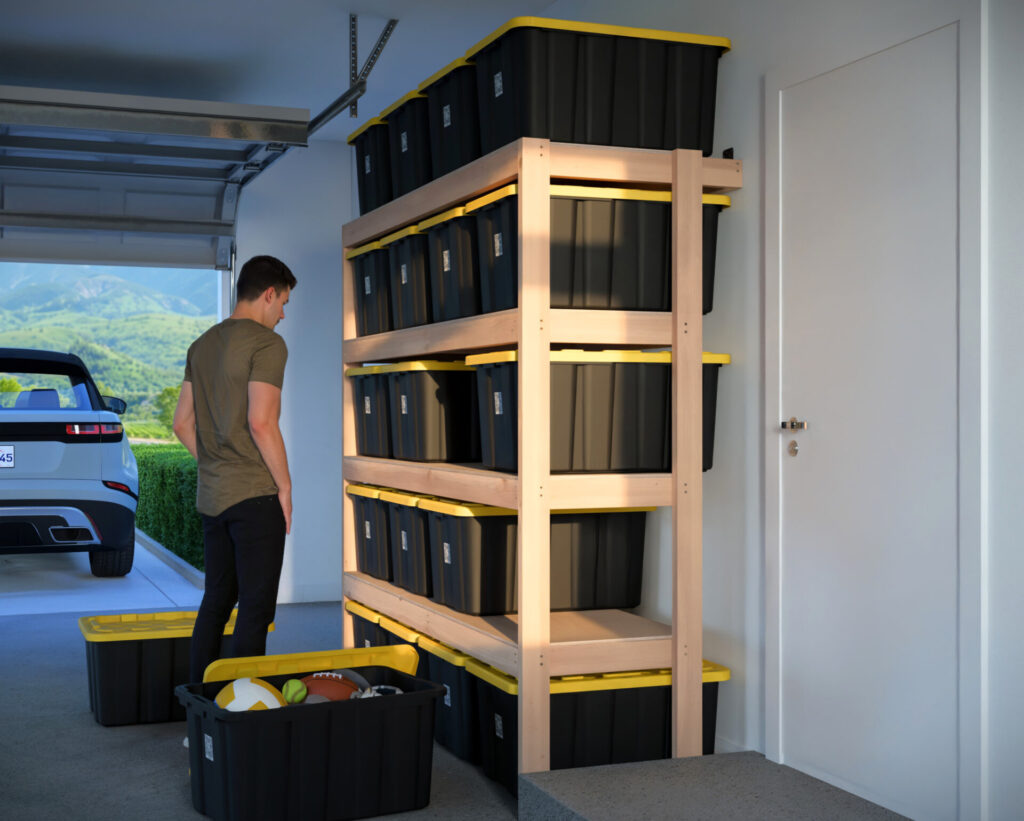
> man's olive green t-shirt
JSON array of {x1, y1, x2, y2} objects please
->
[{"x1": 183, "y1": 318, "x2": 287, "y2": 517}]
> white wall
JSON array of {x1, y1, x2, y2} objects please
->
[
  {"x1": 543, "y1": 0, "x2": 985, "y2": 768},
  {"x1": 985, "y1": 0, "x2": 1024, "y2": 815},
  {"x1": 235, "y1": 140, "x2": 351, "y2": 604}
]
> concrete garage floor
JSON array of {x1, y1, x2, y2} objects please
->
[{"x1": 0, "y1": 537, "x2": 516, "y2": 821}]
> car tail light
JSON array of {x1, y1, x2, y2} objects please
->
[
  {"x1": 103, "y1": 480, "x2": 134, "y2": 497},
  {"x1": 66, "y1": 424, "x2": 100, "y2": 435},
  {"x1": 101, "y1": 423, "x2": 122, "y2": 435}
]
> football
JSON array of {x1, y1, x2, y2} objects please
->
[{"x1": 301, "y1": 671, "x2": 361, "y2": 701}]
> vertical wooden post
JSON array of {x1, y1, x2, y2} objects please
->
[
  {"x1": 671, "y1": 149, "x2": 704, "y2": 757},
  {"x1": 341, "y1": 241, "x2": 358, "y2": 649},
  {"x1": 517, "y1": 138, "x2": 552, "y2": 776}
]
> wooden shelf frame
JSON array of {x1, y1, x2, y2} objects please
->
[{"x1": 341, "y1": 137, "x2": 741, "y2": 774}]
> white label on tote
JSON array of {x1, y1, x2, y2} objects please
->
[
  {"x1": 401, "y1": 131, "x2": 408, "y2": 152},
  {"x1": 400, "y1": 394, "x2": 408, "y2": 415},
  {"x1": 401, "y1": 530, "x2": 409, "y2": 551},
  {"x1": 443, "y1": 104, "x2": 452, "y2": 128},
  {"x1": 364, "y1": 639, "x2": 371, "y2": 648},
  {"x1": 494, "y1": 71, "x2": 504, "y2": 98},
  {"x1": 443, "y1": 542, "x2": 452, "y2": 564},
  {"x1": 494, "y1": 713, "x2": 504, "y2": 739},
  {"x1": 443, "y1": 683, "x2": 452, "y2": 707},
  {"x1": 364, "y1": 395, "x2": 371, "y2": 415},
  {"x1": 364, "y1": 155, "x2": 371, "y2": 174},
  {"x1": 494, "y1": 232, "x2": 504, "y2": 258},
  {"x1": 364, "y1": 275, "x2": 372, "y2": 295},
  {"x1": 493, "y1": 391, "x2": 504, "y2": 416},
  {"x1": 364, "y1": 520, "x2": 372, "y2": 539},
  {"x1": 400, "y1": 263, "x2": 408, "y2": 284},
  {"x1": 204, "y1": 733, "x2": 214, "y2": 762},
  {"x1": 442, "y1": 248, "x2": 451, "y2": 272}
]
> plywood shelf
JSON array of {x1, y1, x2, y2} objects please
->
[
  {"x1": 343, "y1": 456, "x2": 519, "y2": 509},
  {"x1": 344, "y1": 572, "x2": 673, "y2": 678}
]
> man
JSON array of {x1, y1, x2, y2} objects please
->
[{"x1": 173, "y1": 255, "x2": 296, "y2": 683}]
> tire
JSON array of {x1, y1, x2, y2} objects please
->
[{"x1": 89, "y1": 540, "x2": 135, "y2": 577}]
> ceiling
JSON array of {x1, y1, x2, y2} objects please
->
[{"x1": 0, "y1": 0, "x2": 557, "y2": 142}]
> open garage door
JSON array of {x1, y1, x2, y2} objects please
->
[{"x1": 0, "y1": 85, "x2": 307, "y2": 270}]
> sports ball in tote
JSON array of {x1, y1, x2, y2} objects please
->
[{"x1": 215, "y1": 677, "x2": 287, "y2": 711}]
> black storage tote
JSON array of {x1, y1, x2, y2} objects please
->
[
  {"x1": 384, "y1": 90, "x2": 433, "y2": 199},
  {"x1": 345, "y1": 599, "x2": 391, "y2": 648},
  {"x1": 417, "y1": 635, "x2": 480, "y2": 763},
  {"x1": 379, "y1": 489, "x2": 434, "y2": 598},
  {"x1": 79, "y1": 611, "x2": 249, "y2": 726},
  {"x1": 381, "y1": 224, "x2": 433, "y2": 329},
  {"x1": 178, "y1": 646, "x2": 441, "y2": 821},
  {"x1": 466, "y1": 658, "x2": 731, "y2": 794},
  {"x1": 347, "y1": 240, "x2": 392, "y2": 336},
  {"x1": 419, "y1": 206, "x2": 482, "y2": 322},
  {"x1": 467, "y1": 17, "x2": 730, "y2": 157},
  {"x1": 345, "y1": 483, "x2": 392, "y2": 581},
  {"x1": 465, "y1": 183, "x2": 731, "y2": 315},
  {"x1": 377, "y1": 612, "x2": 431, "y2": 675},
  {"x1": 345, "y1": 365, "x2": 392, "y2": 458},
  {"x1": 467, "y1": 349, "x2": 730, "y2": 473},
  {"x1": 421, "y1": 495, "x2": 649, "y2": 616},
  {"x1": 381, "y1": 360, "x2": 480, "y2": 462},
  {"x1": 419, "y1": 57, "x2": 482, "y2": 180},
  {"x1": 348, "y1": 116, "x2": 393, "y2": 215}
]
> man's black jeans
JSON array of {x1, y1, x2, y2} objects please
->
[{"x1": 189, "y1": 494, "x2": 286, "y2": 682}]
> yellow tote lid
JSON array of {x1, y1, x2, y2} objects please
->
[
  {"x1": 418, "y1": 206, "x2": 466, "y2": 231},
  {"x1": 703, "y1": 194, "x2": 732, "y2": 208},
  {"x1": 378, "y1": 615, "x2": 421, "y2": 643},
  {"x1": 417, "y1": 635, "x2": 472, "y2": 666},
  {"x1": 466, "y1": 17, "x2": 731, "y2": 59},
  {"x1": 345, "y1": 483, "x2": 385, "y2": 500},
  {"x1": 551, "y1": 184, "x2": 671, "y2": 203},
  {"x1": 344, "y1": 599, "x2": 381, "y2": 624},
  {"x1": 345, "y1": 240, "x2": 383, "y2": 260},
  {"x1": 202, "y1": 645, "x2": 418, "y2": 682},
  {"x1": 378, "y1": 224, "x2": 422, "y2": 247},
  {"x1": 464, "y1": 184, "x2": 519, "y2": 214},
  {"x1": 79, "y1": 610, "x2": 251, "y2": 642},
  {"x1": 373, "y1": 359, "x2": 475, "y2": 374},
  {"x1": 380, "y1": 89, "x2": 428, "y2": 120},
  {"x1": 463, "y1": 659, "x2": 730, "y2": 694},
  {"x1": 377, "y1": 488, "x2": 424, "y2": 507},
  {"x1": 346, "y1": 116, "x2": 388, "y2": 144},
  {"x1": 344, "y1": 364, "x2": 386, "y2": 376},
  {"x1": 417, "y1": 56, "x2": 475, "y2": 92},
  {"x1": 419, "y1": 496, "x2": 517, "y2": 517},
  {"x1": 466, "y1": 350, "x2": 731, "y2": 366}
]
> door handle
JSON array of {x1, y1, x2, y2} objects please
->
[{"x1": 781, "y1": 417, "x2": 808, "y2": 431}]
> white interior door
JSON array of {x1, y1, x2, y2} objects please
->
[{"x1": 766, "y1": 25, "x2": 959, "y2": 820}]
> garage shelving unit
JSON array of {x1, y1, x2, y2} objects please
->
[{"x1": 341, "y1": 137, "x2": 742, "y2": 774}]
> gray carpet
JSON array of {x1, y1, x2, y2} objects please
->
[
  {"x1": 0, "y1": 602, "x2": 515, "y2": 821},
  {"x1": 519, "y1": 752, "x2": 909, "y2": 821}
]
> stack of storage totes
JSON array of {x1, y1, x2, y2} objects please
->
[
  {"x1": 345, "y1": 599, "x2": 391, "y2": 648},
  {"x1": 466, "y1": 658, "x2": 732, "y2": 794},
  {"x1": 345, "y1": 484, "x2": 394, "y2": 581},
  {"x1": 465, "y1": 184, "x2": 731, "y2": 315},
  {"x1": 419, "y1": 495, "x2": 652, "y2": 616},
  {"x1": 466, "y1": 349, "x2": 730, "y2": 473},
  {"x1": 345, "y1": 360, "x2": 479, "y2": 462}
]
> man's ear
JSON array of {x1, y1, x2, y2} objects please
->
[{"x1": 262, "y1": 286, "x2": 277, "y2": 304}]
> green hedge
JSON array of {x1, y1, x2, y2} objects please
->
[{"x1": 132, "y1": 443, "x2": 204, "y2": 571}]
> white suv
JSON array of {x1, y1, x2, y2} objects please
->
[{"x1": 0, "y1": 348, "x2": 138, "y2": 577}]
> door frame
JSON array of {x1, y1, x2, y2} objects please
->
[{"x1": 763, "y1": 17, "x2": 986, "y2": 818}]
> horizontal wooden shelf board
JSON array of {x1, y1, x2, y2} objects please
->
[
  {"x1": 345, "y1": 573, "x2": 675, "y2": 677},
  {"x1": 343, "y1": 456, "x2": 519, "y2": 508},
  {"x1": 547, "y1": 473, "x2": 674, "y2": 508},
  {"x1": 549, "y1": 309, "x2": 673, "y2": 347},
  {"x1": 343, "y1": 310, "x2": 519, "y2": 363},
  {"x1": 342, "y1": 140, "x2": 743, "y2": 248}
]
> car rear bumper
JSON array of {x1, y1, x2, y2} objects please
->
[{"x1": 0, "y1": 498, "x2": 136, "y2": 554}]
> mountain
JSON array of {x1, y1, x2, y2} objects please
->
[{"x1": 4, "y1": 275, "x2": 204, "y2": 318}]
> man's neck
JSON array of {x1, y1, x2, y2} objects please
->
[{"x1": 230, "y1": 301, "x2": 266, "y2": 327}]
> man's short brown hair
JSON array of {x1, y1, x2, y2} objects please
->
[{"x1": 236, "y1": 255, "x2": 297, "y2": 302}]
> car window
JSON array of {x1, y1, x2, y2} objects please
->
[{"x1": 0, "y1": 371, "x2": 91, "y2": 410}]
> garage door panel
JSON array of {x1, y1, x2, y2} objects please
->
[{"x1": 4, "y1": 183, "x2": 102, "y2": 214}]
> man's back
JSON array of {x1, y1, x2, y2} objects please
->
[{"x1": 185, "y1": 318, "x2": 287, "y2": 516}]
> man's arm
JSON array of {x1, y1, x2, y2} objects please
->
[
  {"x1": 248, "y1": 381, "x2": 292, "y2": 534},
  {"x1": 172, "y1": 381, "x2": 198, "y2": 460}
]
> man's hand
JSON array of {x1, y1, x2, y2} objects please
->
[{"x1": 278, "y1": 488, "x2": 293, "y2": 535}]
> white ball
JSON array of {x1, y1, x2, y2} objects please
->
[{"x1": 215, "y1": 677, "x2": 286, "y2": 711}]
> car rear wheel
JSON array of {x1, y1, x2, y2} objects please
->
[{"x1": 89, "y1": 540, "x2": 134, "y2": 577}]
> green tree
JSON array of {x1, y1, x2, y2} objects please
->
[
  {"x1": 0, "y1": 376, "x2": 21, "y2": 408},
  {"x1": 155, "y1": 384, "x2": 181, "y2": 430}
]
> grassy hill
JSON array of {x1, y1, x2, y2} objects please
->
[{"x1": 0, "y1": 265, "x2": 217, "y2": 428}]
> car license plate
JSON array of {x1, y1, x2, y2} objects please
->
[{"x1": 0, "y1": 445, "x2": 12, "y2": 468}]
